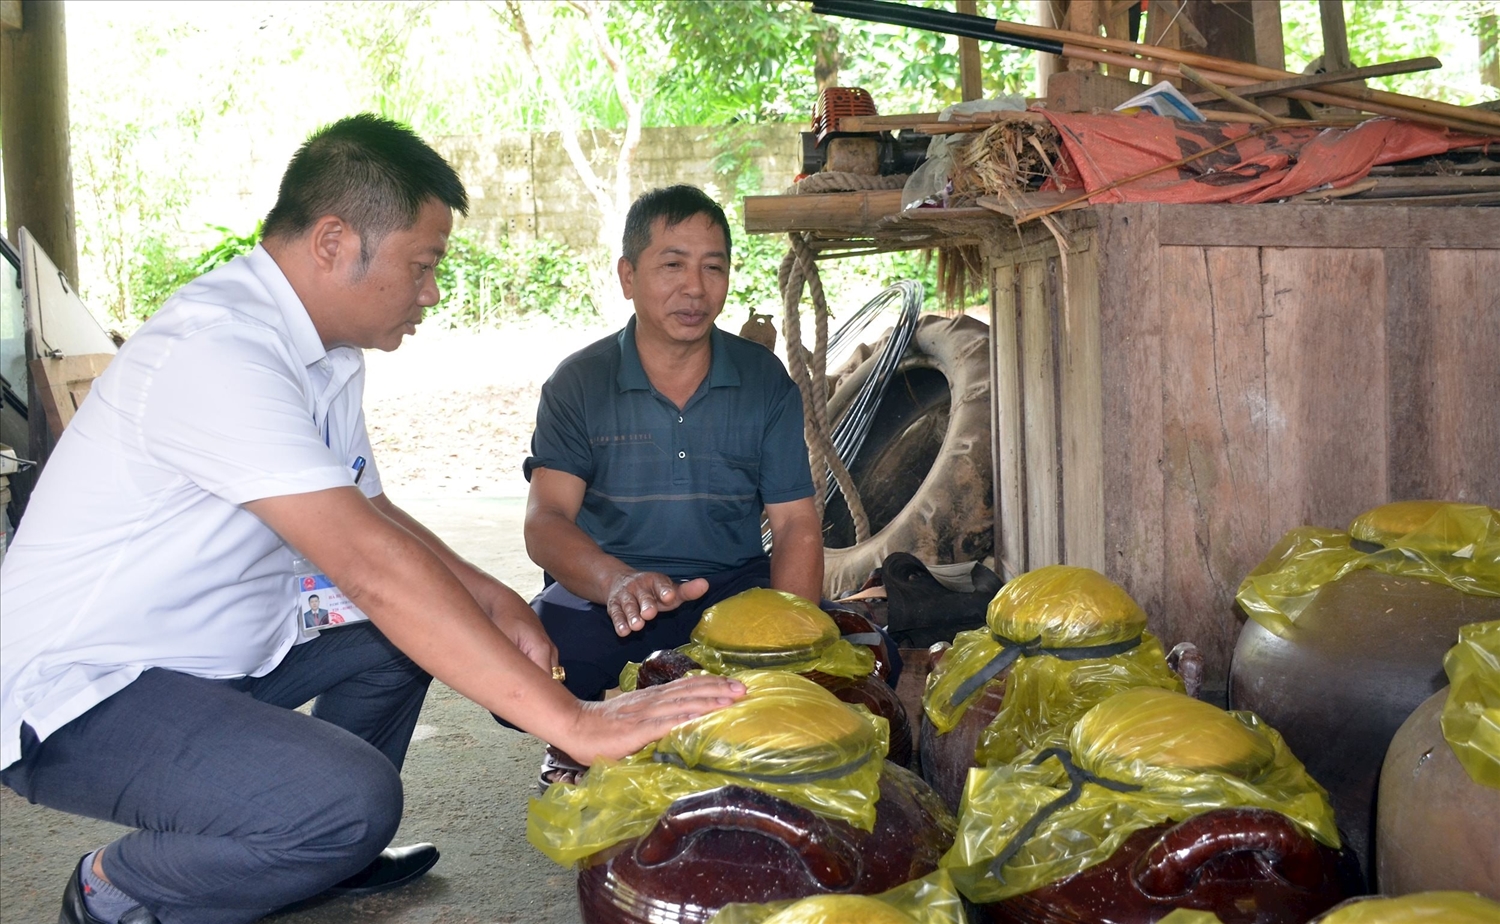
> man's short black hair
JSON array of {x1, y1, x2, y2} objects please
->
[
  {"x1": 621, "y1": 185, "x2": 732, "y2": 266},
  {"x1": 262, "y1": 113, "x2": 468, "y2": 265}
]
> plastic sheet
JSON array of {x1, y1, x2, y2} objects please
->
[
  {"x1": 1441, "y1": 619, "x2": 1500, "y2": 790},
  {"x1": 529, "y1": 671, "x2": 890, "y2": 866},
  {"x1": 1157, "y1": 912, "x2": 1225, "y2": 924},
  {"x1": 922, "y1": 565, "x2": 1181, "y2": 764},
  {"x1": 1039, "y1": 111, "x2": 1489, "y2": 205},
  {"x1": 1238, "y1": 503, "x2": 1500, "y2": 637},
  {"x1": 709, "y1": 870, "x2": 966, "y2": 924},
  {"x1": 619, "y1": 589, "x2": 875, "y2": 691},
  {"x1": 1313, "y1": 892, "x2": 1500, "y2": 923},
  {"x1": 942, "y1": 687, "x2": 1338, "y2": 903}
]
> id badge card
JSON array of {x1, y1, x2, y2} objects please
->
[{"x1": 294, "y1": 555, "x2": 371, "y2": 640}]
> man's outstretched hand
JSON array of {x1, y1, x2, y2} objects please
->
[
  {"x1": 562, "y1": 674, "x2": 746, "y2": 763},
  {"x1": 605, "y1": 572, "x2": 711, "y2": 636}
]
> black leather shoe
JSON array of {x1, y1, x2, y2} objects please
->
[
  {"x1": 326, "y1": 843, "x2": 440, "y2": 897},
  {"x1": 59, "y1": 856, "x2": 159, "y2": 924}
]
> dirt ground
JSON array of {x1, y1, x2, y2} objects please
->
[{"x1": 362, "y1": 322, "x2": 615, "y2": 500}]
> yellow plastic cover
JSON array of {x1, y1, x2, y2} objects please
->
[
  {"x1": 1238, "y1": 503, "x2": 1500, "y2": 637},
  {"x1": 709, "y1": 871, "x2": 966, "y2": 924},
  {"x1": 1314, "y1": 892, "x2": 1500, "y2": 924},
  {"x1": 990, "y1": 565, "x2": 1148, "y2": 647},
  {"x1": 619, "y1": 590, "x2": 876, "y2": 690},
  {"x1": 923, "y1": 565, "x2": 1181, "y2": 764},
  {"x1": 1441, "y1": 619, "x2": 1500, "y2": 790},
  {"x1": 695, "y1": 589, "x2": 841, "y2": 654},
  {"x1": 942, "y1": 688, "x2": 1338, "y2": 903},
  {"x1": 528, "y1": 671, "x2": 890, "y2": 866}
]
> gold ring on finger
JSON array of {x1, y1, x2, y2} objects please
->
[{"x1": 551, "y1": 665, "x2": 567, "y2": 682}]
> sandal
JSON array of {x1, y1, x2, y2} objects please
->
[{"x1": 537, "y1": 745, "x2": 588, "y2": 794}]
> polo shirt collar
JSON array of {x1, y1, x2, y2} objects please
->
[
  {"x1": 244, "y1": 244, "x2": 328, "y2": 368},
  {"x1": 615, "y1": 315, "x2": 742, "y2": 393}
]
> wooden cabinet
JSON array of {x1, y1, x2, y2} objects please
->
[{"x1": 986, "y1": 203, "x2": 1500, "y2": 684}]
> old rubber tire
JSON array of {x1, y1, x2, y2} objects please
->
[{"x1": 822, "y1": 314, "x2": 992, "y2": 598}]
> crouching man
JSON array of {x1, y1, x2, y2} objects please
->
[{"x1": 0, "y1": 116, "x2": 741, "y2": 924}]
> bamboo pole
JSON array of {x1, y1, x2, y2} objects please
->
[
  {"x1": 986, "y1": 15, "x2": 1500, "y2": 130},
  {"x1": 1183, "y1": 57, "x2": 1442, "y2": 104},
  {"x1": 1082, "y1": 47, "x2": 1499, "y2": 135},
  {"x1": 1179, "y1": 64, "x2": 1292, "y2": 126}
]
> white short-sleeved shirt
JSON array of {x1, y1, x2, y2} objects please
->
[{"x1": 0, "y1": 245, "x2": 383, "y2": 769}]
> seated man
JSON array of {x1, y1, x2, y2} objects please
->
[
  {"x1": 522, "y1": 185, "x2": 825, "y2": 783},
  {"x1": 0, "y1": 117, "x2": 741, "y2": 924}
]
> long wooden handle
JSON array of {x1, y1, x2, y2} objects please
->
[
  {"x1": 994, "y1": 15, "x2": 1500, "y2": 131},
  {"x1": 1078, "y1": 47, "x2": 1499, "y2": 135},
  {"x1": 1184, "y1": 57, "x2": 1443, "y2": 104}
]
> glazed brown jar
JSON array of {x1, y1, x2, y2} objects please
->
[
  {"x1": 978, "y1": 807, "x2": 1358, "y2": 924},
  {"x1": 532, "y1": 672, "x2": 956, "y2": 924},
  {"x1": 919, "y1": 566, "x2": 1182, "y2": 812}
]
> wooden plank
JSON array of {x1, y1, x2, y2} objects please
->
[
  {"x1": 1019, "y1": 256, "x2": 1060, "y2": 568},
  {"x1": 743, "y1": 189, "x2": 905, "y2": 235},
  {"x1": 1095, "y1": 204, "x2": 1167, "y2": 645},
  {"x1": 1158, "y1": 246, "x2": 1274, "y2": 677},
  {"x1": 30, "y1": 353, "x2": 113, "y2": 440},
  {"x1": 990, "y1": 262, "x2": 1026, "y2": 580},
  {"x1": 1058, "y1": 242, "x2": 1105, "y2": 571},
  {"x1": 1424, "y1": 249, "x2": 1500, "y2": 504},
  {"x1": 1261, "y1": 248, "x2": 1389, "y2": 530},
  {"x1": 1383, "y1": 248, "x2": 1433, "y2": 500},
  {"x1": 837, "y1": 113, "x2": 941, "y2": 132},
  {"x1": 1150, "y1": 204, "x2": 1500, "y2": 250}
]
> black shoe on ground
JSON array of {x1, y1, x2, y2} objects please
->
[
  {"x1": 58, "y1": 857, "x2": 159, "y2": 924},
  {"x1": 326, "y1": 843, "x2": 440, "y2": 898}
]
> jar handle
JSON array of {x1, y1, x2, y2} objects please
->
[
  {"x1": 1132, "y1": 808, "x2": 1324, "y2": 899},
  {"x1": 634, "y1": 785, "x2": 861, "y2": 890}
]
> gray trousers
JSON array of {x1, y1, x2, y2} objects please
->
[{"x1": 1, "y1": 623, "x2": 431, "y2": 924}]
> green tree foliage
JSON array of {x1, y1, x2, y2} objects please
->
[
  {"x1": 59, "y1": 2, "x2": 1497, "y2": 331},
  {"x1": 1280, "y1": 0, "x2": 1499, "y2": 104}
]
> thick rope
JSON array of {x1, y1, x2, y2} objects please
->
[{"x1": 780, "y1": 233, "x2": 870, "y2": 543}]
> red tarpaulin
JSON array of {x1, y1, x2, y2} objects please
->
[{"x1": 1038, "y1": 111, "x2": 1492, "y2": 204}]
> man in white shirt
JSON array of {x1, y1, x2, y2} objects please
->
[{"x1": 0, "y1": 114, "x2": 742, "y2": 924}]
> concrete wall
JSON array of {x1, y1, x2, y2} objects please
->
[{"x1": 436, "y1": 122, "x2": 803, "y2": 252}]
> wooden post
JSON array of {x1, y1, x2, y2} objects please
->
[
  {"x1": 1319, "y1": 0, "x2": 1353, "y2": 71},
  {"x1": 1036, "y1": 0, "x2": 1063, "y2": 96},
  {"x1": 1143, "y1": 0, "x2": 1185, "y2": 85},
  {"x1": 0, "y1": 0, "x2": 78, "y2": 289},
  {"x1": 1064, "y1": 0, "x2": 1101, "y2": 71},
  {"x1": 957, "y1": 0, "x2": 983, "y2": 100},
  {"x1": 1251, "y1": 0, "x2": 1285, "y2": 71}
]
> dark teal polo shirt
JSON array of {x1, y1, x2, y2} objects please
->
[{"x1": 525, "y1": 317, "x2": 814, "y2": 579}]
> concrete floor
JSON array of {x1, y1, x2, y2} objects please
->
[{"x1": 0, "y1": 496, "x2": 582, "y2": 923}]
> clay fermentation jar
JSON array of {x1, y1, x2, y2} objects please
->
[
  {"x1": 637, "y1": 611, "x2": 916, "y2": 769},
  {"x1": 1229, "y1": 569, "x2": 1500, "y2": 882},
  {"x1": 917, "y1": 641, "x2": 1004, "y2": 811},
  {"x1": 977, "y1": 808, "x2": 1359, "y2": 924},
  {"x1": 1376, "y1": 688, "x2": 1500, "y2": 898},
  {"x1": 577, "y1": 768, "x2": 955, "y2": 924}
]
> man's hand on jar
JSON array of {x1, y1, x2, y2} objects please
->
[{"x1": 604, "y1": 572, "x2": 710, "y2": 637}]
